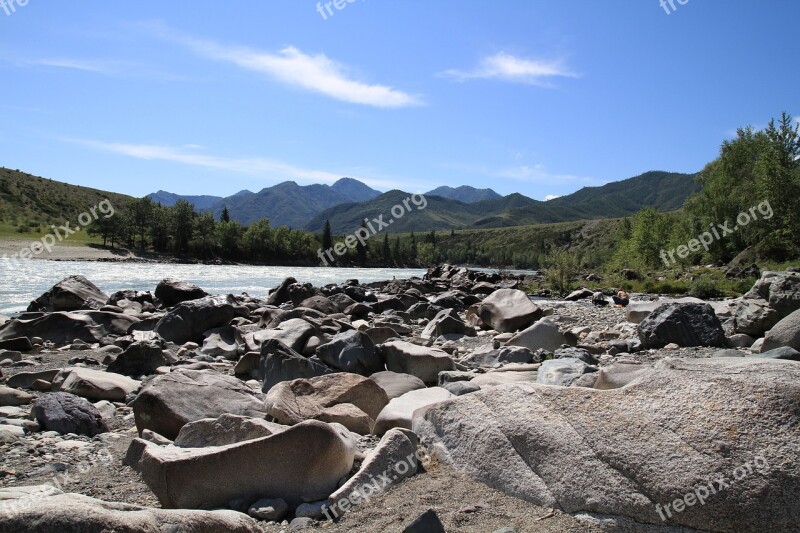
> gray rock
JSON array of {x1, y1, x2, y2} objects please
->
[
  {"x1": 31, "y1": 392, "x2": 108, "y2": 436},
  {"x1": 174, "y1": 414, "x2": 286, "y2": 447},
  {"x1": 0, "y1": 311, "x2": 139, "y2": 345},
  {"x1": 421, "y1": 309, "x2": 475, "y2": 339},
  {"x1": 154, "y1": 296, "x2": 235, "y2": 345},
  {"x1": 133, "y1": 420, "x2": 356, "y2": 509},
  {"x1": 289, "y1": 517, "x2": 315, "y2": 531},
  {"x1": 155, "y1": 278, "x2": 208, "y2": 308},
  {"x1": 264, "y1": 373, "x2": 388, "y2": 435},
  {"x1": 565, "y1": 288, "x2": 594, "y2": 301},
  {"x1": 374, "y1": 387, "x2": 454, "y2": 435},
  {"x1": 247, "y1": 318, "x2": 317, "y2": 353},
  {"x1": 0, "y1": 349, "x2": 22, "y2": 362},
  {"x1": 536, "y1": 358, "x2": 588, "y2": 387},
  {"x1": 733, "y1": 298, "x2": 780, "y2": 337},
  {"x1": 403, "y1": 509, "x2": 445, "y2": 533},
  {"x1": 442, "y1": 381, "x2": 481, "y2": 396},
  {"x1": 554, "y1": 347, "x2": 598, "y2": 365},
  {"x1": 107, "y1": 341, "x2": 172, "y2": 377},
  {"x1": 750, "y1": 346, "x2": 800, "y2": 361},
  {"x1": 505, "y1": 318, "x2": 567, "y2": 352},
  {"x1": 326, "y1": 428, "x2": 418, "y2": 518},
  {"x1": 369, "y1": 371, "x2": 426, "y2": 400},
  {"x1": 260, "y1": 340, "x2": 333, "y2": 393},
  {"x1": 248, "y1": 498, "x2": 289, "y2": 521},
  {"x1": 625, "y1": 302, "x2": 661, "y2": 324},
  {"x1": 316, "y1": 330, "x2": 382, "y2": 375},
  {"x1": 378, "y1": 341, "x2": 455, "y2": 385},
  {"x1": 413, "y1": 357, "x2": 800, "y2": 532},
  {"x1": 0, "y1": 386, "x2": 34, "y2": 407},
  {"x1": 201, "y1": 326, "x2": 243, "y2": 360},
  {"x1": 727, "y1": 333, "x2": 756, "y2": 348},
  {"x1": 295, "y1": 501, "x2": 327, "y2": 519},
  {"x1": 476, "y1": 289, "x2": 541, "y2": 333},
  {"x1": 762, "y1": 308, "x2": 800, "y2": 352},
  {"x1": 27, "y1": 275, "x2": 108, "y2": 312},
  {"x1": 298, "y1": 296, "x2": 339, "y2": 315},
  {"x1": 0, "y1": 487, "x2": 260, "y2": 532},
  {"x1": 639, "y1": 303, "x2": 725, "y2": 349},
  {"x1": 132, "y1": 369, "x2": 266, "y2": 440},
  {"x1": 51, "y1": 367, "x2": 140, "y2": 401},
  {"x1": 459, "y1": 346, "x2": 537, "y2": 369},
  {"x1": 7, "y1": 369, "x2": 61, "y2": 390}
]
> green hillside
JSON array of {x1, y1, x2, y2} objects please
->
[{"x1": 0, "y1": 167, "x2": 132, "y2": 235}]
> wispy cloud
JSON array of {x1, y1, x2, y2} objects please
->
[
  {"x1": 149, "y1": 24, "x2": 421, "y2": 108},
  {"x1": 34, "y1": 58, "x2": 118, "y2": 74},
  {"x1": 440, "y1": 52, "x2": 578, "y2": 86},
  {"x1": 493, "y1": 164, "x2": 598, "y2": 186},
  {"x1": 21, "y1": 57, "x2": 192, "y2": 82},
  {"x1": 63, "y1": 138, "x2": 424, "y2": 191}
]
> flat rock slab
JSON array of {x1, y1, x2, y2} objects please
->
[
  {"x1": 375, "y1": 387, "x2": 454, "y2": 435},
  {"x1": 135, "y1": 420, "x2": 356, "y2": 509},
  {"x1": 414, "y1": 357, "x2": 800, "y2": 532},
  {"x1": 0, "y1": 488, "x2": 259, "y2": 532},
  {"x1": 52, "y1": 367, "x2": 140, "y2": 402}
]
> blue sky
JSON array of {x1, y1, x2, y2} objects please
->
[{"x1": 1, "y1": 0, "x2": 797, "y2": 201}]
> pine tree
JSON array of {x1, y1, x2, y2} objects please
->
[
  {"x1": 356, "y1": 220, "x2": 368, "y2": 265},
  {"x1": 383, "y1": 234, "x2": 391, "y2": 263},
  {"x1": 220, "y1": 206, "x2": 230, "y2": 223},
  {"x1": 322, "y1": 220, "x2": 333, "y2": 252}
]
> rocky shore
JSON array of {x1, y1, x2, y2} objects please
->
[{"x1": 0, "y1": 265, "x2": 798, "y2": 532}]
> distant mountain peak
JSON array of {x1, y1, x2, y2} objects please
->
[{"x1": 425, "y1": 185, "x2": 502, "y2": 204}]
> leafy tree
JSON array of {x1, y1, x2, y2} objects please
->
[
  {"x1": 243, "y1": 219, "x2": 272, "y2": 259},
  {"x1": 544, "y1": 249, "x2": 580, "y2": 295},
  {"x1": 172, "y1": 200, "x2": 195, "y2": 254},
  {"x1": 129, "y1": 197, "x2": 154, "y2": 248},
  {"x1": 194, "y1": 212, "x2": 216, "y2": 252},
  {"x1": 217, "y1": 220, "x2": 244, "y2": 257}
]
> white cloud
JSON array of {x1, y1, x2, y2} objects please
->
[
  {"x1": 493, "y1": 164, "x2": 598, "y2": 185},
  {"x1": 157, "y1": 26, "x2": 421, "y2": 108},
  {"x1": 440, "y1": 52, "x2": 578, "y2": 86},
  {"x1": 34, "y1": 58, "x2": 117, "y2": 74},
  {"x1": 544, "y1": 195, "x2": 560, "y2": 201},
  {"x1": 64, "y1": 138, "x2": 428, "y2": 192}
]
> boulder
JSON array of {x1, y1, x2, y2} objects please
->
[
  {"x1": 505, "y1": 318, "x2": 566, "y2": 352},
  {"x1": 315, "y1": 330, "x2": 383, "y2": 375},
  {"x1": 174, "y1": 414, "x2": 286, "y2": 448},
  {"x1": 639, "y1": 303, "x2": 726, "y2": 349},
  {"x1": 7, "y1": 369, "x2": 61, "y2": 390},
  {"x1": 565, "y1": 288, "x2": 594, "y2": 302},
  {"x1": 154, "y1": 297, "x2": 235, "y2": 345},
  {"x1": 408, "y1": 302, "x2": 444, "y2": 321},
  {"x1": 762, "y1": 308, "x2": 800, "y2": 352},
  {"x1": 378, "y1": 341, "x2": 455, "y2": 385},
  {"x1": 298, "y1": 296, "x2": 339, "y2": 315},
  {"x1": 625, "y1": 302, "x2": 661, "y2": 324},
  {"x1": 413, "y1": 357, "x2": 800, "y2": 532},
  {"x1": 52, "y1": 367, "x2": 140, "y2": 401},
  {"x1": 374, "y1": 387, "x2": 454, "y2": 435},
  {"x1": 744, "y1": 271, "x2": 800, "y2": 317},
  {"x1": 155, "y1": 278, "x2": 208, "y2": 308},
  {"x1": 246, "y1": 318, "x2": 316, "y2": 353},
  {"x1": 460, "y1": 346, "x2": 535, "y2": 369},
  {"x1": 107, "y1": 341, "x2": 172, "y2": 377},
  {"x1": 260, "y1": 340, "x2": 334, "y2": 393},
  {"x1": 0, "y1": 487, "x2": 260, "y2": 532},
  {"x1": 733, "y1": 298, "x2": 780, "y2": 337},
  {"x1": 132, "y1": 369, "x2": 266, "y2": 440},
  {"x1": 536, "y1": 358, "x2": 588, "y2": 387},
  {"x1": 0, "y1": 312, "x2": 139, "y2": 345},
  {"x1": 265, "y1": 373, "x2": 389, "y2": 434},
  {"x1": 369, "y1": 371, "x2": 426, "y2": 400},
  {"x1": 31, "y1": 392, "x2": 108, "y2": 436},
  {"x1": 475, "y1": 289, "x2": 541, "y2": 333},
  {"x1": 0, "y1": 386, "x2": 34, "y2": 406},
  {"x1": 200, "y1": 326, "x2": 243, "y2": 360},
  {"x1": 325, "y1": 428, "x2": 418, "y2": 518},
  {"x1": 750, "y1": 346, "x2": 800, "y2": 361},
  {"x1": 442, "y1": 381, "x2": 481, "y2": 396},
  {"x1": 0, "y1": 337, "x2": 33, "y2": 352},
  {"x1": 364, "y1": 326, "x2": 402, "y2": 345},
  {"x1": 248, "y1": 498, "x2": 289, "y2": 521},
  {"x1": 421, "y1": 309, "x2": 476, "y2": 339},
  {"x1": 133, "y1": 420, "x2": 356, "y2": 509},
  {"x1": 27, "y1": 275, "x2": 108, "y2": 312}
]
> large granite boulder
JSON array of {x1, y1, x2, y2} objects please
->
[
  {"x1": 505, "y1": 318, "x2": 566, "y2": 352},
  {"x1": 264, "y1": 373, "x2": 389, "y2": 434},
  {"x1": 374, "y1": 387, "x2": 454, "y2": 435},
  {"x1": 475, "y1": 289, "x2": 541, "y2": 333},
  {"x1": 0, "y1": 311, "x2": 139, "y2": 345},
  {"x1": 378, "y1": 341, "x2": 454, "y2": 385},
  {"x1": 132, "y1": 369, "x2": 266, "y2": 440},
  {"x1": 174, "y1": 414, "x2": 286, "y2": 448},
  {"x1": 27, "y1": 275, "x2": 108, "y2": 313},
  {"x1": 131, "y1": 420, "x2": 356, "y2": 509},
  {"x1": 260, "y1": 340, "x2": 333, "y2": 393},
  {"x1": 536, "y1": 358, "x2": 588, "y2": 387},
  {"x1": 369, "y1": 371, "x2": 426, "y2": 400},
  {"x1": 155, "y1": 278, "x2": 208, "y2": 308},
  {"x1": 413, "y1": 357, "x2": 800, "y2": 532},
  {"x1": 0, "y1": 488, "x2": 260, "y2": 533},
  {"x1": 639, "y1": 303, "x2": 725, "y2": 349},
  {"x1": 246, "y1": 318, "x2": 316, "y2": 353},
  {"x1": 154, "y1": 297, "x2": 235, "y2": 344},
  {"x1": 315, "y1": 330, "x2": 383, "y2": 375},
  {"x1": 762, "y1": 308, "x2": 800, "y2": 352},
  {"x1": 200, "y1": 326, "x2": 244, "y2": 360},
  {"x1": 421, "y1": 309, "x2": 476, "y2": 339},
  {"x1": 107, "y1": 341, "x2": 173, "y2": 377},
  {"x1": 52, "y1": 367, "x2": 140, "y2": 401},
  {"x1": 31, "y1": 392, "x2": 108, "y2": 436}
]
